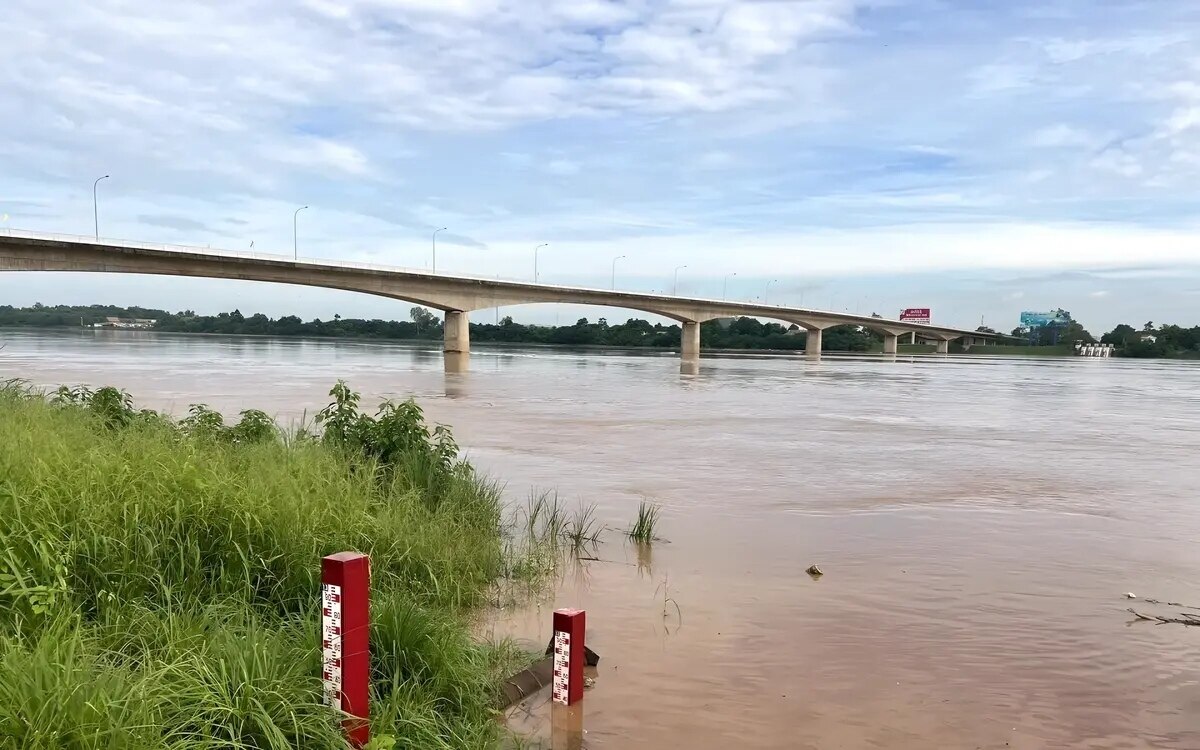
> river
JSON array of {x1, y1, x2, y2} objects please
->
[{"x1": 3, "y1": 328, "x2": 1200, "y2": 749}]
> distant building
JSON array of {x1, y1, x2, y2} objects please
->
[
  {"x1": 1139, "y1": 332, "x2": 1157, "y2": 344},
  {"x1": 92, "y1": 316, "x2": 157, "y2": 330}
]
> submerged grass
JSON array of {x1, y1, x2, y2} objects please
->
[
  {"x1": 626, "y1": 500, "x2": 663, "y2": 543},
  {"x1": 0, "y1": 380, "x2": 526, "y2": 750}
]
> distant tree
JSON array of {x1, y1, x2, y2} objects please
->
[
  {"x1": 409, "y1": 307, "x2": 438, "y2": 332},
  {"x1": 1101, "y1": 324, "x2": 1137, "y2": 346},
  {"x1": 976, "y1": 325, "x2": 997, "y2": 334}
]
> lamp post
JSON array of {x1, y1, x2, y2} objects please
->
[
  {"x1": 723, "y1": 272, "x2": 737, "y2": 301},
  {"x1": 611, "y1": 255, "x2": 626, "y2": 290},
  {"x1": 432, "y1": 227, "x2": 447, "y2": 272},
  {"x1": 534, "y1": 243, "x2": 548, "y2": 283},
  {"x1": 293, "y1": 205, "x2": 308, "y2": 260},
  {"x1": 672, "y1": 265, "x2": 687, "y2": 295},
  {"x1": 765, "y1": 279, "x2": 778, "y2": 304},
  {"x1": 93, "y1": 175, "x2": 110, "y2": 239}
]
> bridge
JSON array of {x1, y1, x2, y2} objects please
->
[{"x1": 0, "y1": 230, "x2": 1000, "y2": 367}]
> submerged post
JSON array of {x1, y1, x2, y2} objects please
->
[
  {"x1": 322, "y1": 552, "x2": 370, "y2": 747},
  {"x1": 552, "y1": 608, "x2": 586, "y2": 706}
]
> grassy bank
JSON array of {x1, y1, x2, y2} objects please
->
[
  {"x1": 962, "y1": 343, "x2": 1074, "y2": 356},
  {"x1": 0, "y1": 381, "x2": 526, "y2": 749}
]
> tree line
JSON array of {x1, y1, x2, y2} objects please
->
[
  {"x1": 1099, "y1": 322, "x2": 1200, "y2": 359},
  {"x1": 0, "y1": 303, "x2": 881, "y2": 351},
  {"x1": 4, "y1": 303, "x2": 1196, "y2": 357},
  {"x1": 1001, "y1": 309, "x2": 1200, "y2": 358}
]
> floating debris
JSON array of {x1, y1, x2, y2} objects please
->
[{"x1": 806, "y1": 564, "x2": 823, "y2": 578}]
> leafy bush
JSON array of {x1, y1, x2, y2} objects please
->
[{"x1": 316, "y1": 380, "x2": 467, "y2": 503}]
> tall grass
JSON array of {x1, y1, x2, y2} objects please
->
[
  {"x1": 0, "y1": 380, "x2": 524, "y2": 749},
  {"x1": 626, "y1": 501, "x2": 663, "y2": 543}
]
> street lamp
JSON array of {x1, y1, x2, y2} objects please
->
[
  {"x1": 672, "y1": 265, "x2": 688, "y2": 295},
  {"x1": 293, "y1": 206, "x2": 308, "y2": 260},
  {"x1": 765, "y1": 278, "x2": 778, "y2": 304},
  {"x1": 611, "y1": 255, "x2": 626, "y2": 290},
  {"x1": 93, "y1": 175, "x2": 110, "y2": 239},
  {"x1": 723, "y1": 272, "x2": 737, "y2": 301},
  {"x1": 534, "y1": 243, "x2": 548, "y2": 283},
  {"x1": 432, "y1": 227, "x2": 447, "y2": 273}
]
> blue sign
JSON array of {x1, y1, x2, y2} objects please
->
[{"x1": 1020, "y1": 311, "x2": 1070, "y2": 328}]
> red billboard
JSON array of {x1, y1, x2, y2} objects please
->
[{"x1": 899, "y1": 308, "x2": 931, "y2": 324}]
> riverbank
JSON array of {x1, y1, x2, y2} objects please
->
[
  {"x1": 0, "y1": 381, "x2": 528, "y2": 749},
  {"x1": 0, "y1": 324, "x2": 1032, "y2": 359},
  {"x1": 1, "y1": 325, "x2": 1174, "y2": 361}
]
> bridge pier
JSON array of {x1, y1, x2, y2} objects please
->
[
  {"x1": 882, "y1": 333, "x2": 899, "y2": 355},
  {"x1": 445, "y1": 311, "x2": 469, "y2": 354},
  {"x1": 936, "y1": 338, "x2": 950, "y2": 354},
  {"x1": 805, "y1": 328, "x2": 823, "y2": 359},
  {"x1": 681, "y1": 321, "x2": 700, "y2": 363}
]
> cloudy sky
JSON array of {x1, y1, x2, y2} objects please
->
[{"x1": 2, "y1": 0, "x2": 1199, "y2": 332}]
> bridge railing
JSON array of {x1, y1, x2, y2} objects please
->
[
  {"x1": 0, "y1": 227, "x2": 621, "y2": 292},
  {"x1": 0, "y1": 227, "x2": 452, "y2": 279},
  {"x1": 0, "y1": 227, "x2": 744, "y2": 300}
]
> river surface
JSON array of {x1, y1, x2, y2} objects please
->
[{"x1": 3, "y1": 328, "x2": 1200, "y2": 749}]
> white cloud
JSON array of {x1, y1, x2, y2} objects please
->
[
  {"x1": 269, "y1": 138, "x2": 372, "y2": 175},
  {"x1": 694, "y1": 150, "x2": 737, "y2": 169},
  {"x1": 1090, "y1": 150, "x2": 1143, "y2": 178},
  {"x1": 545, "y1": 159, "x2": 581, "y2": 176},
  {"x1": 1029, "y1": 124, "x2": 1102, "y2": 149},
  {"x1": 1163, "y1": 106, "x2": 1200, "y2": 137}
]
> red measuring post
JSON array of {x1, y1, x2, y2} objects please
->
[
  {"x1": 322, "y1": 552, "x2": 370, "y2": 747},
  {"x1": 551, "y1": 608, "x2": 586, "y2": 706}
]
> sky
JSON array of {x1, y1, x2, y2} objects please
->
[{"x1": 2, "y1": 0, "x2": 1200, "y2": 333}]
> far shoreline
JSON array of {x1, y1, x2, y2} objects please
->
[{"x1": 0, "y1": 324, "x2": 1111, "y2": 359}]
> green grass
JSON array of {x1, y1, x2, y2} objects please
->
[
  {"x1": 0, "y1": 381, "x2": 529, "y2": 750},
  {"x1": 964, "y1": 343, "x2": 1075, "y2": 356},
  {"x1": 626, "y1": 501, "x2": 662, "y2": 543}
]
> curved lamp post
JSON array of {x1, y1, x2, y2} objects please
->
[
  {"x1": 672, "y1": 265, "x2": 688, "y2": 295},
  {"x1": 535, "y1": 243, "x2": 548, "y2": 283},
  {"x1": 293, "y1": 205, "x2": 308, "y2": 260},
  {"x1": 611, "y1": 255, "x2": 626, "y2": 290},
  {"x1": 93, "y1": 175, "x2": 110, "y2": 239},
  {"x1": 432, "y1": 227, "x2": 447, "y2": 272}
]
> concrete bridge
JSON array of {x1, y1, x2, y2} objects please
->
[{"x1": 0, "y1": 230, "x2": 999, "y2": 366}]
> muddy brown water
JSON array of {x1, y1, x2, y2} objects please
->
[{"x1": 4, "y1": 329, "x2": 1200, "y2": 749}]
